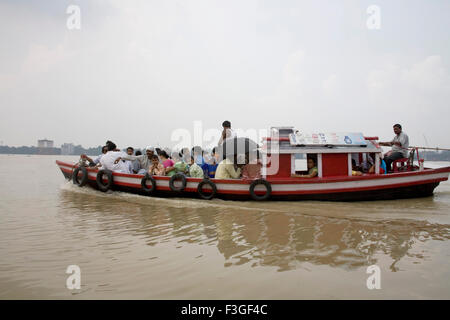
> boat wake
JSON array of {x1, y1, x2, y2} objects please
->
[{"x1": 59, "y1": 181, "x2": 284, "y2": 213}]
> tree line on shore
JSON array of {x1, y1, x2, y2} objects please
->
[
  {"x1": 420, "y1": 150, "x2": 450, "y2": 161},
  {"x1": 0, "y1": 145, "x2": 103, "y2": 156}
]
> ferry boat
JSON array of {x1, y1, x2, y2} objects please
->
[{"x1": 56, "y1": 127, "x2": 450, "y2": 201}]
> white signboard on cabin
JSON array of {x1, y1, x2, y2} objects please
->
[{"x1": 289, "y1": 132, "x2": 368, "y2": 146}]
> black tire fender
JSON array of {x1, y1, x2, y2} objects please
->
[
  {"x1": 141, "y1": 173, "x2": 157, "y2": 194},
  {"x1": 197, "y1": 179, "x2": 217, "y2": 200},
  {"x1": 72, "y1": 166, "x2": 88, "y2": 187},
  {"x1": 249, "y1": 179, "x2": 272, "y2": 201},
  {"x1": 96, "y1": 169, "x2": 113, "y2": 192},
  {"x1": 169, "y1": 173, "x2": 187, "y2": 192}
]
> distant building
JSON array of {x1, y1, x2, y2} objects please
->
[
  {"x1": 61, "y1": 143, "x2": 75, "y2": 155},
  {"x1": 38, "y1": 139, "x2": 54, "y2": 148}
]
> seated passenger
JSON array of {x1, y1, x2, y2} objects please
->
[
  {"x1": 192, "y1": 146, "x2": 205, "y2": 166},
  {"x1": 188, "y1": 156, "x2": 205, "y2": 178},
  {"x1": 291, "y1": 158, "x2": 318, "y2": 178},
  {"x1": 379, "y1": 123, "x2": 409, "y2": 173},
  {"x1": 202, "y1": 152, "x2": 218, "y2": 178},
  {"x1": 132, "y1": 150, "x2": 142, "y2": 174},
  {"x1": 124, "y1": 147, "x2": 135, "y2": 173},
  {"x1": 351, "y1": 159, "x2": 363, "y2": 176},
  {"x1": 180, "y1": 147, "x2": 191, "y2": 163},
  {"x1": 148, "y1": 155, "x2": 165, "y2": 176},
  {"x1": 99, "y1": 142, "x2": 131, "y2": 173},
  {"x1": 351, "y1": 153, "x2": 363, "y2": 172},
  {"x1": 159, "y1": 151, "x2": 175, "y2": 175},
  {"x1": 167, "y1": 152, "x2": 188, "y2": 177},
  {"x1": 352, "y1": 159, "x2": 362, "y2": 176},
  {"x1": 361, "y1": 153, "x2": 375, "y2": 173},
  {"x1": 215, "y1": 155, "x2": 241, "y2": 179},
  {"x1": 241, "y1": 152, "x2": 262, "y2": 180}
]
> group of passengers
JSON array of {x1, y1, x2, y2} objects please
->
[
  {"x1": 350, "y1": 154, "x2": 387, "y2": 176},
  {"x1": 80, "y1": 121, "x2": 410, "y2": 179},
  {"x1": 79, "y1": 121, "x2": 262, "y2": 180},
  {"x1": 81, "y1": 142, "x2": 216, "y2": 179}
]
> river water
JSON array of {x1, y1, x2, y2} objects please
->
[{"x1": 0, "y1": 154, "x2": 449, "y2": 299}]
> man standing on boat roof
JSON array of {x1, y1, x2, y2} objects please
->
[
  {"x1": 218, "y1": 120, "x2": 237, "y2": 145},
  {"x1": 379, "y1": 123, "x2": 409, "y2": 173},
  {"x1": 114, "y1": 146, "x2": 155, "y2": 175}
]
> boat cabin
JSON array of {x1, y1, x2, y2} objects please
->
[{"x1": 261, "y1": 127, "x2": 385, "y2": 179}]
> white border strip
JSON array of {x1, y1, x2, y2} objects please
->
[{"x1": 59, "y1": 165, "x2": 448, "y2": 193}]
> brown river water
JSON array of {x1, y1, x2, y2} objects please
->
[{"x1": 0, "y1": 155, "x2": 449, "y2": 299}]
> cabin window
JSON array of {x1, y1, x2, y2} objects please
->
[
  {"x1": 351, "y1": 153, "x2": 360, "y2": 169},
  {"x1": 351, "y1": 153, "x2": 376, "y2": 173},
  {"x1": 293, "y1": 154, "x2": 318, "y2": 176},
  {"x1": 294, "y1": 153, "x2": 308, "y2": 172}
]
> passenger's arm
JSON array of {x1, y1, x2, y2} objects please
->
[
  {"x1": 81, "y1": 154, "x2": 95, "y2": 163},
  {"x1": 291, "y1": 168, "x2": 318, "y2": 178},
  {"x1": 291, "y1": 173, "x2": 305, "y2": 178},
  {"x1": 165, "y1": 166, "x2": 175, "y2": 173},
  {"x1": 157, "y1": 165, "x2": 166, "y2": 176},
  {"x1": 114, "y1": 154, "x2": 140, "y2": 164},
  {"x1": 291, "y1": 173, "x2": 315, "y2": 178},
  {"x1": 226, "y1": 164, "x2": 241, "y2": 179},
  {"x1": 120, "y1": 154, "x2": 139, "y2": 161}
]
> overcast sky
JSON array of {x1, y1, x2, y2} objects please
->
[{"x1": 0, "y1": 0, "x2": 449, "y2": 150}]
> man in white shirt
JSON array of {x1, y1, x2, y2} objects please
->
[
  {"x1": 99, "y1": 142, "x2": 131, "y2": 173},
  {"x1": 218, "y1": 120, "x2": 237, "y2": 145},
  {"x1": 79, "y1": 146, "x2": 107, "y2": 167},
  {"x1": 379, "y1": 123, "x2": 410, "y2": 173}
]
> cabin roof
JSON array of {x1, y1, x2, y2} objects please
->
[
  {"x1": 261, "y1": 129, "x2": 382, "y2": 154},
  {"x1": 260, "y1": 146, "x2": 382, "y2": 154}
]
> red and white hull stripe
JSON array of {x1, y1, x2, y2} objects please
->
[{"x1": 56, "y1": 160, "x2": 449, "y2": 196}]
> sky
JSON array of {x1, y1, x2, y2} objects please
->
[{"x1": 0, "y1": 0, "x2": 449, "y2": 150}]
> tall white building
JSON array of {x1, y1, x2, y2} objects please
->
[
  {"x1": 38, "y1": 139, "x2": 54, "y2": 148},
  {"x1": 61, "y1": 143, "x2": 75, "y2": 155}
]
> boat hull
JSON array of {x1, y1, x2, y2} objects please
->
[{"x1": 57, "y1": 160, "x2": 450, "y2": 202}]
